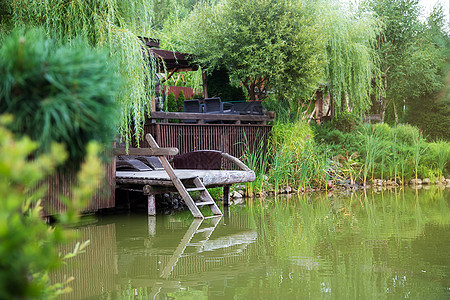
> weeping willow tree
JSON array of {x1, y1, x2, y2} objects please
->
[
  {"x1": 1, "y1": 0, "x2": 158, "y2": 146},
  {"x1": 323, "y1": 1, "x2": 383, "y2": 116}
]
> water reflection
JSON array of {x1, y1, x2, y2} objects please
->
[{"x1": 53, "y1": 187, "x2": 450, "y2": 299}]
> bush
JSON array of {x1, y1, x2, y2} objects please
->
[
  {"x1": 404, "y1": 92, "x2": 450, "y2": 141},
  {"x1": 177, "y1": 90, "x2": 185, "y2": 111},
  {"x1": 0, "y1": 28, "x2": 119, "y2": 170},
  {"x1": 166, "y1": 92, "x2": 177, "y2": 112},
  {"x1": 0, "y1": 117, "x2": 103, "y2": 299},
  {"x1": 331, "y1": 112, "x2": 361, "y2": 133}
]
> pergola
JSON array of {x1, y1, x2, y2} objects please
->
[{"x1": 140, "y1": 37, "x2": 208, "y2": 110}]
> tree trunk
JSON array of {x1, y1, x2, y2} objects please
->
[
  {"x1": 246, "y1": 81, "x2": 257, "y2": 100},
  {"x1": 393, "y1": 99, "x2": 398, "y2": 124},
  {"x1": 340, "y1": 91, "x2": 346, "y2": 113},
  {"x1": 380, "y1": 76, "x2": 388, "y2": 123},
  {"x1": 202, "y1": 70, "x2": 208, "y2": 98},
  {"x1": 330, "y1": 94, "x2": 335, "y2": 118}
]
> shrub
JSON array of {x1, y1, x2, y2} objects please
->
[
  {"x1": 177, "y1": 90, "x2": 185, "y2": 111},
  {"x1": 166, "y1": 92, "x2": 177, "y2": 112},
  {"x1": 331, "y1": 112, "x2": 361, "y2": 133},
  {"x1": 0, "y1": 28, "x2": 119, "y2": 169},
  {"x1": 0, "y1": 118, "x2": 103, "y2": 299}
]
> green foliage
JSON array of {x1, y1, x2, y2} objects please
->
[
  {"x1": 331, "y1": 112, "x2": 362, "y2": 133},
  {"x1": 167, "y1": 92, "x2": 178, "y2": 112},
  {"x1": 241, "y1": 131, "x2": 269, "y2": 196},
  {"x1": 426, "y1": 140, "x2": 450, "y2": 178},
  {"x1": 362, "y1": 0, "x2": 447, "y2": 122},
  {"x1": 313, "y1": 120, "x2": 450, "y2": 183},
  {"x1": 177, "y1": 90, "x2": 186, "y2": 111},
  {"x1": 0, "y1": 29, "x2": 119, "y2": 169},
  {"x1": 151, "y1": 0, "x2": 209, "y2": 30},
  {"x1": 0, "y1": 117, "x2": 103, "y2": 299},
  {"x1": 404, "y1": 91, "x2": 450, "y2": 141},
  {"x1": 267, "y1": 120, "x2": 329, "y2": 191},
  {"x1": 323, "y1": 1, "x2": 382, "y2": 115},
  {"x1": 165, "y1": 0, "x2": 326, "y2": 101},
  {"x1": 206, "y1": 68, "x2": 246, "y2": 102},
  {"x1": 1, "y1": 0, "x2": 157, "y2": 147}
]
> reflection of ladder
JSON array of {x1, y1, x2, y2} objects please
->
[
  {"x1": 160, "y1": 216, "x2": 222, "y2": 279},
  {"x1": 145, "y1": 134, "x2": 223, "y2": 219}
]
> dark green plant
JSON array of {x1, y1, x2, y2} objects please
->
[
  {"x1": 331, "y1": 112, "x2": 362, "y2": 133},
  {"x1": 0, "y1": 29, "x2": 119, "y2": 169},
  {"x1": 206, "y1": 68, "x2": 246, "y2": 102},
  {"x1": 177, "y1": 90, "x2": 186, "y2": 111},
  {"x1": 167, "y1": 92, "x2": 177, "y2": 112}
]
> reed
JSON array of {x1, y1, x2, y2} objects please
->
[
  {"x1": 241, "y1": 130, "x2": 269, "y2": 196},
  {"x1": 360, "y1": 125, "x2": 382, "y2": 185},
  {"x1": 412, "y1": 129, "x2": 427, "y2": 181},
  {"x1": 390, "y1": 130, "x2": 399, "y2": 183},
  {"x1": 268, "y1": 120, "x2": 329, "y2": 192},
  {"x1": 428, "y1": 139, "x2": 450, "y2": 178}
]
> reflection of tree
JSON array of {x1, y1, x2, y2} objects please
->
[{"x1": 244, "y1": 188, "x2": 450, "y2": 299}]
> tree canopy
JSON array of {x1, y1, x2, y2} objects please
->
[
  {"x1": 1, "y1": 0, "x2": 157, "y2": 146},
  {"x1": 165, "y1": 0, "x2": 327, "y2": 101},
  {"x1": 323, "y1": 1, "x2": 382, "y2": 116},
  {"x1": 362, "y1": 0, "x2": 447, "y2": 123}
]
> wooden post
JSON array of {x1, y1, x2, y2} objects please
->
[
  {"x1": 223, "y1": 185, "x2": 231, "y2": 206},
  {"x1": 202, "y1": 69, "x2": 208, "y2": 98},
  {"x1": 148, "y1": 195, "x2": 156, "y2": 216},
  {"x1": 148, "y1": 215, "x2": 156, "y2": 236},
  {"x1": 144, "y1": 185, "x2": 156, "y2": 216}
]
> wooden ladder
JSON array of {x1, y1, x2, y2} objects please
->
[
  {"x1": 160, "y1": 216, "x2": 221, "y2": 278},
  {"x1": 145, "y1": 134, "x2": 223, "y2": 219}
]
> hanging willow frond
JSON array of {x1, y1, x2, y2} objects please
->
[
  {"x1": 2, "y1": 0, "x2": 157, "y2": 146},
  {"x1": 324, "y1": 1, "x2": 383, "y2": 115}
]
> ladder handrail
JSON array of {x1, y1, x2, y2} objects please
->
[{"x1": 145, "y1": 133, "x2": 223, "y2": 219}]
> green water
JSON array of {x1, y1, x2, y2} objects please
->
[{"x1": 54, "y1": 188, "x2": 450, "y2": 299}]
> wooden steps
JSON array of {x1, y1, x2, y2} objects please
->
[{"x1": 145, "y1": 134, "x2": 223, "y2": 219}]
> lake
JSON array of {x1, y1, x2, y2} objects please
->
[{"x1": 53, "y1": 187, "x2": 450, "y2": 299}]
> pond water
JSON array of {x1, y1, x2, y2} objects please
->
[{"x1": 53, "y1": 187, "x2": 450, "y2": 299}]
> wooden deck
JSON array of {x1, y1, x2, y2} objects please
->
[
  {"x1": 116, "y1": 169, "x2": 255, "y2": 187},
  {"x1": 116, "y1": 134, "x2": 256, "y2": 217},
  {"x1": 42, "y1": 112, "x2": 271, "y2": 217}
]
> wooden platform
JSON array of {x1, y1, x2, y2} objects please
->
[
  {"x1": 116, "y1": 169, "x2": 255, "y2": 187},
  {"x1": 115, "y1": 134, "x2": 256, "y2": 217}
]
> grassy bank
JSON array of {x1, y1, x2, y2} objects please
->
[{"x1": 242, "y1": 119, "x2": 450, "y2": 196}]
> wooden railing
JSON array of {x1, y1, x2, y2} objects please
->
[
  {"x1": 142, "y1": 123, "x2": 272, "y2": 163},
  {"x1": 149, "y1": 111, "x2": 274, "y2": 125}
]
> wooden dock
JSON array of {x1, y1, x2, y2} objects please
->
[
  {"x1": 116, "y1": 169, "x2": 255, "y2": 187},
  {"x1": 116, "y1": 134, "x2": 256, "y2": 218}
]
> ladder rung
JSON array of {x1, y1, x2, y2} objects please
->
[
  {"x1": 186, "y1": 187, "x2": 206, "y2": 192},
  {"x1": 188, "y1": 242, "x2": 206, "y2": 246},
  {"x1": 204, "y1": 215, "x2": 222, "y2": 219},
  {"x1": 196, "y1": 227, "x2": 215, "y2": 233},
  {"x1": 195, "y1": 201, "x2": 215, "y2": 206}
]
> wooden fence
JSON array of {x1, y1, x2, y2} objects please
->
[
  {"x1": 42, "y1": 161, "x2": 115, "y2": 217},
  {"x1": 44, "y1": 112, "x2": 272, "y2": 217},
  {"x1": 141, "y1": 112, "x2": 274, "y2": 162},
  {"x1": 143, "y1": 123, "x2": 272, "y2": 163}
]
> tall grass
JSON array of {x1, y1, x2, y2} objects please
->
[
  {"x1": 360, "y1": 125, "x2": 383, "y2": 185},
  {"x1": 412, "y1": 129, "x2": 427, "y2": 181},
  {"x1": 267, "y1": 120, "x2": 329, "y2": 192},
  {"x1": 241, "y1": 130, "x2": 269, "y2": 196},
  {"x1": 249, "y1": 119, "x2": 449, "y2": 195},
  {"x1": 428, "y1": 139, "x2": 450, "y2": 178}
]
